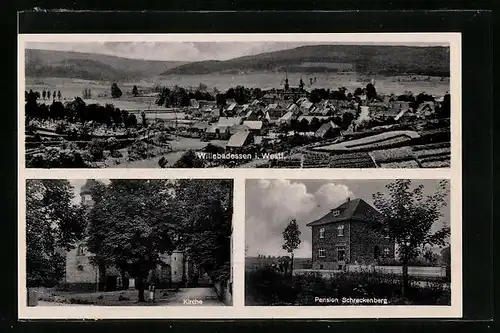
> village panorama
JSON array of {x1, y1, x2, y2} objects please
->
[{"x1": 24, "y1": 42, "x2": 451, "y2": 168}]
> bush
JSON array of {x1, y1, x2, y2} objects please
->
[
  {"x1": 88, "y1": 139, "x2": 106, "y2": 161},
  {"x1": 173, "y1": 150, "x2": 205, "y2": 168},
  {"x1": 26, "y1": 147, "x2": 92, "y2": 168},
  {"x1": 118, "y1": 295, "x2": 130, "y2": 301},
  {"x1": 127, "y1": 141, "x2": 149, "y2": 161},
  {"x1": 55, "y1": 122, "x2": 68, "y2": 134},
  {"x1": 110, "y1": 149, "x2": 123, "y2": 158},
  {"x1": 245, "y1": 267, "x2": 450, "y2": 306},
  {"x1": 204, "y1": 143, "x2": 225, "y2": 154},
  {"x1": 107, "y1": 137, "x2": 119, "y2": 151}
]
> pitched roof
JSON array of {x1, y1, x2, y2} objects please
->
[
  {"x1": 416, "y1": 101, "x2": 435, "y2": 113},
  {"x1": 279, "y1": 111, "x2": 294, "y2": 121},
  {"x1": 227, "y1": 130, "x2": 251, "y2": 148},
  {"x1": 217, "y1": 117, "x2": 242, "y2": 127},
  {"x1": 243, "y1": 120, "x2": 263, "y2": 130},
  {"x1": 226, "y1": 103, "x2": 237, "y2": 111},
  {"x1": 314, "y1": 121, "x2": 339, "y2": 138},
  {"x1": 306, "y1": 198, "x2": 382, "y2": 227}
]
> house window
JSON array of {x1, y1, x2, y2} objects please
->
[
  {"x1": 336, "y1": 246, "x2": 346, "y2": 261},
  {"x1": 318, "y1": 249, "x2": 326, "y2": 258},
  {"x1": 319, "y1": 228, "x2": 325, "y2": 239},
  {"x1": 383, "y1": 248, "x2": 391, "y2": 257},
  {"x1": 337, "y1": 224, "x2": 344, "y2": 236},
  {"x1": 332, "y1": 210, "x2": 340, "y2": 217}
]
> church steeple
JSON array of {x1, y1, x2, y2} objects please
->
[{"x1": 284, "y1": 71, "x2": 289, "y2": 92}]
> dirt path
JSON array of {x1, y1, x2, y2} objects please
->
[{"x1": 165, "y1": 287, "x2": 225, "y2": 306}]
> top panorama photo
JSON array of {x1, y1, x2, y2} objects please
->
[{"x1": 23, "y1": 40, "x2": 451, "y2": 169}]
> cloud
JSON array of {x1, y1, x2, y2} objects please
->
[{"x1": 245, "y1": 179, "x2": 353, "y2": 257}]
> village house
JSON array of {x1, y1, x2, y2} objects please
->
[
  {"x1": 244, "y1": 109, "x2": 264, "y2": 121},
  {"x1": 297, "y1": 115, "x2": 330, "y2": 124},
  {"x1": 416, "y1": 101, "x2": 436, "y2": 117},
  {"x1": 65, "y1": 180, "x2": 194, "y2": 291},
  {"x1": 278, "y1": 111, "x2": 295, "y2": 125},
  {"x1": 226, "y1": 130, "x2": 254, "y2": 151},
  {"x1": 314, "y1": 121, "x2": 341, "y2": 139},
  {"x1": 264, "y1": 108, "x2": 288, "y2": 124},
  {"x1": 242, "y1": 120, "x2": 265, "y2": 136},
  {"x1": 306, "y1": 198, "x2": 395, "y2": 270}
]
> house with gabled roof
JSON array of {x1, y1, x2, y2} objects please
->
[
  {"x1": 416, "y1": 101, "x2": 436, "y2": 117},
  {"x1": 226, "y1": 130, "x2": 254, "y2": 151},
  {"x1": 314, "y1": 121, "x2": 340, "y2": 139},
  {"x1": 243, "y1": 120, "x2": 264, "y2": 135},
  {"x1": 306, "y1": 198, "x2": 395, "y2": 270}
]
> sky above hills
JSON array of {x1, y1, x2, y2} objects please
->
[{"x1": 25, "y1": 41, "x2": 448, "y2": 62}]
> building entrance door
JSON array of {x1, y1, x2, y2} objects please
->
[{"x1": 336, "y1": 246, "x2": 346, "y2": 270}]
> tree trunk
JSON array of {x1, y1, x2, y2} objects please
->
[
  {"x1": 137, "y1": 275, "x2": 145, "y2": 302},
  {"x1": 290, "y1": 253, "x2": 294, "y2": 277},
  {"x1": 98, "y1": 263, "x2": 106, "y2": 292},
  {"x1": 402, "y1": 257, "x2": 409, "y2": 298}
]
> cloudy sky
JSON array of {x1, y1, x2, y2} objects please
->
[
  {"x1": 25, "y1": 41, "x2": 447, "y2": 62},
  {"x1": 245, "y1": 179, "x2": 451, "y2": 258}
]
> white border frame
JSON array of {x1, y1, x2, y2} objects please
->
[{"x1": 18, "y1": 33, "x2": 462, "y2": 319}]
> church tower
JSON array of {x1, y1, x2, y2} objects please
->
[
  {"x1": 80, "y1": 179, "x2": 98, "y2": 207},
  {"x1": 171, "y1": 250, "x2": 185, "y2": 285}
]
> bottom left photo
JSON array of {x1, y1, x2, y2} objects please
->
[{"x1": 23, "y1": 178, "x2": 233, "y2": 307}]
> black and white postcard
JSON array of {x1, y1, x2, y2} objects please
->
[{"x1": 18, "y1": 33, "x2": 461, "y2": 320}]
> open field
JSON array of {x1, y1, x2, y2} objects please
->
[{"x1": 26, "y1": 73, "x2": 450, "y2": 99}]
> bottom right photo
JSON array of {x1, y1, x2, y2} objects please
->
[{"x1": 245, "y1": 178, "x2": 451, "y2": 306}]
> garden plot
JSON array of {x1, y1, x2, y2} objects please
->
[
  {"x1": 369, "y1": 146, "x2": 416, "y2": 164},
  {"x1": 312, "y1": 130, "x2": 420, "y2": 153}
]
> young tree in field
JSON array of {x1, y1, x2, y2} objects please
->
[
  {"x1": 86, "y1": 180, "x2": 176, "y2": 302},
  {"x1": 26, "y1": 180, "x2": 86, "y2": 287},
  {"x1": 111, "y1": 83, "x2": 123, "y2": 98},
  {"x1": 371, "y1": 179, "x2": 450, "y2": 297},
  {"x1": 282, "y1": 219, "x2": 301, "y2": 276},
  {"x1": 365, "y1": 83, "x2": 377, "y2": 100},
  {"x1": 58, "y1": 90, "x2": 62, "y2": 100},
  {"x1": 42, "y1": 90, "x2": 46, "y2": 100},
  {"x1": 53, "y1": 91, "x2": 57, "y2": 100},
  {"x1": 132, "y1": 85, "x2": 139, "y2": 97}
]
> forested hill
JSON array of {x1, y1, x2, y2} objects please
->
[
  {"x1": 162, "y1": 44, "x2": 450, "y2": 76},
  {"x1": 25, "y1": 49, "x2": 186, "y2": 81}
]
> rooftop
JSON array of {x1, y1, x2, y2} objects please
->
[{"x1": 306, "y1": 198, "x2": 382, "y2": 227}]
